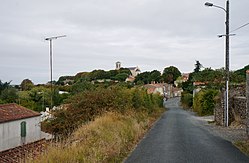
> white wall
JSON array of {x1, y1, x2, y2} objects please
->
[{"x1": 0, "y1": 116, "x2": 41, "y2": 152}]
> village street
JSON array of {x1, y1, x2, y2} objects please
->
[{"x1": 125, "y1": 98, "x2": 249, "y2": 163}]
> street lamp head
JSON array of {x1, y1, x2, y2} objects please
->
[{"x1": 205, "y1": 2, "x2": 213, "y2": 7}]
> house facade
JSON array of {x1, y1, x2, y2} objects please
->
[
  {"x1": 0, "y1": 104, "x2": 42, "y2": 152},
  {"x1": 144, "y1": 83, "x2": 182, "y2": 97}
]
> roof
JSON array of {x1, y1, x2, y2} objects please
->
[
  {"x1": 0, "y1": 103, "x2": 41, "y2": 123},
  {"x1": 127, "y1": 67, "x2": 140, "y2": 71}
]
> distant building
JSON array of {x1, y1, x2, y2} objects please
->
[
  {"x1": 115, "y1": 61, "x2": 141, "y2": 82},
  {"x1": 144, "y1": 83, "x2": 182, "y2": 97},
  {"x1": 174, "y1": 73, "x2": 190, "y2": 87},
  {"x1": 115, "y1": 61, "x2": 121, "y2": 70},
  {"x1": 0, "y1": 104, "x2": 46, "y2": 152},
  {"x1": 127, "y1": 66, "x2": 141, "y2": 77}
]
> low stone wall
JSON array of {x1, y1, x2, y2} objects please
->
[
  {"x1": 214, "y1": 85, "x2": 247, "y2": 126},
  {"x1": 246, "y1": 70, "x2": 249, "y2": 136},
  {"x1": 230, "y1": 96, "x2": 247, "y2": 124},
  {"x1": 214, "y1": 70, "x2": 249, "y2": 138}
]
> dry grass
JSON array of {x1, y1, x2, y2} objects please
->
[
  {"x1": 30, "y1": 108, "x2": 164, "y2": 163},
  {"x1": 234, "y1": 140, "x2": 249, "y2": 156}
]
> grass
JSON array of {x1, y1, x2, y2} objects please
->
[
  {"x1": 234, "y1": 140, "x2": 249, "y2": 156},
  {"x1": 29, "y1": 108, "x2": 164, "y2": 163}
]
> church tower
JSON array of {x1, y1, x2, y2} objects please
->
[{"x1": 116, "y1": 61, "x2": 121, "y2": 70}]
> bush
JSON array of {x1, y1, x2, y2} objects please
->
[
  {"x1": 193, "y1": 89, "x2": 218, "y2": 116},
  {"x1": 42, "y1": 86, "x2": 163, "y2": 137},
  {"x1": 181, "y1": 92, "x2": 193, "y2": 108}
]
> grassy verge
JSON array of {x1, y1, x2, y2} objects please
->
[
  {"x1": 234, "y1": 140, "x2": 249, "y2": 156},
  {"x1": 30, "y1": 108, "x2": 164, "y2": 162}
]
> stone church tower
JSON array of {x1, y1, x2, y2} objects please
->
[{"x1": 116, "y1": 61, "x2": 121, "y2": 70}]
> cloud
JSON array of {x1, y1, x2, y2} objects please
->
[{"x1": 0, "y1": 0, "x2": 249, "y2": 84}]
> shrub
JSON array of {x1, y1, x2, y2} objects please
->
[
  {"x1": 181, "y1": 92, "x2": 193, "y2": 108},
  {"x1": 193, "y1": 89, "x2": 218, "y2": 116},
  {"x1": 42, "y1": 86, "x2": 163, "y2": 137}
]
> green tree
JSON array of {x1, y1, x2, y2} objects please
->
[
  {"x1": 0, "y1": 80, "x2": 11, "y2": 93},
  {"x1": 162, "y1": 66, "x2": 181, "y2": 84},
  {"x1": 114, "y1": 73, "x2": 129, "y2": 81},
  {"x1": 71, "y1": 81, "x2": 95, "y2": 94},
  {"x1": 150, "y1": 70, "x2": 161, "y2": 83},
  {"x1": 194, "y1": 61, "x2": 202, "y2": 73},
  {"x1": 20, "y1": 79, "x2": 34, "y2": 91},
  {"x1": 0, "y1": 87, "x2": 18, "y2": 103},
  {"x1": 134, "y1": 72, "x2": 151, "y2": 84}
]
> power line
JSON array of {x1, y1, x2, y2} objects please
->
[{"x1": 230, "y1": 22, "x2": 249, "y2": 33}]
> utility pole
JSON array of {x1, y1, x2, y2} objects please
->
[
  {"x1": 45, "y1": 35, "x2": 66, "y2": 109},
  {"x1": 205, "y1": 0, "x2": 230, "y2": 127},
  {"x1": 225, "y1": 0, "x2": 229, "y2": 127}
]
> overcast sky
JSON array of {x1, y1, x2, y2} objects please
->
[{"x1": 0, "y1": 0, "x2": 248, "y2": 84}]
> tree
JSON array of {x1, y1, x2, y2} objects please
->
[
  {"x1": 194, "y1": 61, "x2": 203, "y2": 73},
  {"x1": 150, "y1": 70, "x2": 161, "y2": 83},
  {"x1": 162, "y1": 66, "x2": 181, "y2": 84},
  {"x1": 0, "y1": 80, "x2": 11, "y2": 93},
  {"x1": 0, "y1": 87, "x2": 18, "y2": 103},
  {"x1": 113, "y1": 73, "x2": 129, "y2": 81},
  {"x1": 20, "y1": 79, "x2": 34, "y2": 91},
  {"x1": 134, "y1": 72, "x2": 151, "y2": 84},
  {"x1": 71, "y1": 81, "x2": 95, "y2": 94}
]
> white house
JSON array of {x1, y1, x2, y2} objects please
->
[
  {"x1": 0, "y1": 103, "x2": 43, "y2": 152},
  {"x1": 127, "y1": 66, "x2": 141, "y2": 77}
]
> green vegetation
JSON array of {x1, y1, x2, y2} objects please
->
[
  {"x1": 162, "y1": 66, "x2": 181, "y2": 84},
  {"x1": 181, "y1": 92, "x2": 193, "y2": 109},
  {"x1": 42, "y1": 86, "x2": 163, "y2": 137},
  {"x1": 193, "y1": 89, "x2": 218, "y2": 116},
  {"x1": 32, "y1": 109, "x2": 164, "y2": 163},
  {"x1": 134, "y1": 66, "x2": 181, "y2": 85}
]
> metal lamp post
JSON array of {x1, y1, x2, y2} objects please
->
[
  {"x1": 205, "y1": 0, "x2": 230, "y2": 127},
  {"x1": 45, "y1": 35, "x2": 66, "y2": 109}
]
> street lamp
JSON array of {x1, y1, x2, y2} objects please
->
[
  {"x1": 205, "y1": 0, "x2": 230, "y2": 127},
  {"x1": 45, "y1": 35, "x2": 66, "y2": 109}
]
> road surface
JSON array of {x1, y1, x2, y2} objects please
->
[{"x1": 125, "y1": 97, "x2": 249, "y2": 163}]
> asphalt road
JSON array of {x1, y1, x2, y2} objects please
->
[{"x1": 124, "y1": 97, "x2": 249, "y2": 163}]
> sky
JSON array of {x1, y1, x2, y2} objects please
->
[{"x1": 0, "y1": 0, "x2": 248, "y2": 84}]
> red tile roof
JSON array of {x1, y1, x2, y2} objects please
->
[{"x1": 0, "y1": 103, "x2": 41, "y2": 123}]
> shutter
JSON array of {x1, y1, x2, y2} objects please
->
[{"x1": 21, "y1": 121, "x2": 26, "y2": 137}]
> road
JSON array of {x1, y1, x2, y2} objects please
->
[{"x1": 125, "y1": 97, "x2": 249, "y2": 163}]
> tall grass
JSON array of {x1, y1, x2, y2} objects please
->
[{"x1": 31, "y1": 109, "x2": 164, "y2": 163}]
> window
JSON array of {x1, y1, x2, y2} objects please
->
[{"x1": 20, "y1": 121, "x2": 26, "y2": 137}]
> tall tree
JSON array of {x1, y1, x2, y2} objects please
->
[
  {"x1": 162, "y1": 66, "x2": 181, "y2": 84},
  {"x1": 0, "y1": 80, "x2": 11, "y2": 93},
  {"x1": 150, "y1": 70, "x2": 161, "y2": 83},
  {"x1": 194, "y1": 61, "x2": 203, "y2": 73},
  {"x1": 20, "y1": 79, "x2": 34, "y2": 91}
]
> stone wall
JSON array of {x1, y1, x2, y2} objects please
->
[
  {"x1": 214, "y1": 70, "x2": 249, "y2": 138},
  {"x1": 214, "y1": 85, "x2": 247, "y2": 126},
  {"x1": 230, "y1": 96, "x2": 247, "y2": 124},
  {"x1": 246, "y1": 70, "x2": 249, "y2": 136}
]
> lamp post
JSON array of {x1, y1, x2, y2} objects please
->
[
  {"x1": 45, "y1": 35, "x2": 66, "y2": 109},
  {"x1": 205, "y1": 0, "x2": 230, "y2": 127}
]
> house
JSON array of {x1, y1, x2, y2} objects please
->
[
  {"x1": 0, "y1": 104, "x2": 44, "y2": 152},
  {"x1": 193, "y1": 81, "x2": 207, "y2": 97},
  {"x1": 174, "y1": 73, "x2": 190, "y2": 87},
  {"x1": 144, "y1": 84, "x2": 165, "y2": 96},
  {"x1": 127, "y1": 66, "x2": 141, "y2": 77},
  {"x1": 144, "y1": 83, "x2": 182, "y2": 98}
]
